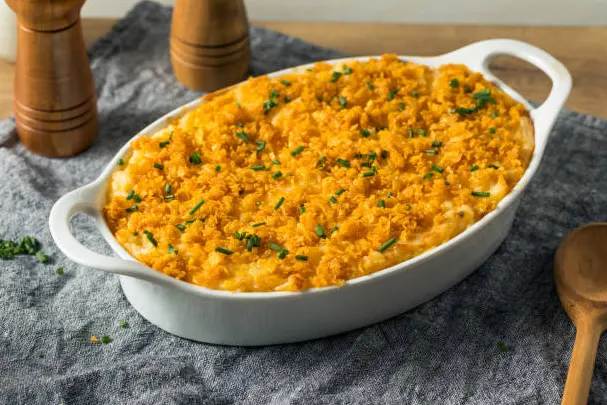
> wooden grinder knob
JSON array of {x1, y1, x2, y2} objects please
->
[
  {"x1": 6, "y1": 0, "x2": 97, "y2": 157},
  {"x1": 170, "y1": 0, "x2": 250, "y2": 92}
]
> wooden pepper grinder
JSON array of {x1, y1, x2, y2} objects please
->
[
  {"x1": 6, "y1": 0, "x2": 97, "y2": 157},
  {"x1": 170, "y1": 0, "x2": 250, "y2": 92}
]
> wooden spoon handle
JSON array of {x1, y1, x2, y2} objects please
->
[{"x1": 562, "y1": 322, "x2": 602, "y2": 405}]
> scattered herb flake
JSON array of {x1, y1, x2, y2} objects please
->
[
  {"x1": 55, "y1": 267, "x2": 64, "y2": 275},
  {"x1": 343, "y1": 65, "x2": 353, "y2": 75},
  {"x1": 272, "y1": 171, "x2": 283, "y2": 180},
  {"x1": 330, "y1": 71, "x2": 342, "y2": 83},
  {"x1": 431, "y1": 164, "x2": 444, "y2": 173},
  {"x1": 295, "y1": 255, "x2": 308, "y2": 261},
  {"x1": 290, "y1": 146, "x2": 305, "y2": 156},
  {"x1": 235, "y1": 131, "x2": 250, "y2": 143},
  {"x1": 315, "y1": 224, "x2": 326, "y2": 239},
  {"x1": 126, "y1": 190, "x2": 134, "y2": 200},
  {"x1": 117, "y1": 159, "x2": 125, "y2": 166},
  {"x1": 449, "y1": 78, "x2": 459, "y2": 88},
  {"x1": 143, "y1": 230, "x2": 157, "y2": 247},
  {"x1": 274, "y1": 197, "x2": 285, "y2": 210},
  {"x1": 215, "y1": 247, "x2": 233, "y2": 255},
  {"x1": 366, "y1": 81, "x2": 374, "y2": 90},
  {"x1": 252, "y1": 222, "x2": 266, "y2": 228},
  {"x1": 153, "y1": 163, "x2": 164, "y2": 170},
  {"x1": 101, "y1": 335, "x2": 111, "y2": 344},
  {"x1": 189, "y1": 152, "x2": 202, "y2": 164},
  {"x1": 360, "y1": 128, "x2": 371, "y2": 138},
  {"x1": 281, "y1": 79, "x2": 291, "y2": 87},
  {"x1": 378, "y1": 200, "x2": 386, "y2": 208},
  {"x1": 120, "y1": 320, "x2": 129, "y2": 328},
  {"x1": 472, "y1": 191, "x2": 491, "y2": 197},
  {"x1": 423, "y1": 173, "x2": 434, "y2": 179},
  {"x1": 168, "y1": 244, "x2": 178, "y2": 255},
  {"x1": 379, "y1": 237, "x2": 397, "y2": 253},
  {"x1": 432, "y1": 141, "x2": 442, "y2": 147},
  {"x1": 335, "y1": 189, "x2": 346, "y2": 196},
  {"x1": 388, "y1": 89, "x2": 398, "y2": 100},
  {"x1": 337, "y1": 158, "x2": 350, "y2": 168},
  {"x1": 189, "y1": 199, "x2": 205, "y2": 215},
  {"x1": 470, "y1": 164, "x2": 480, "y2": 172},
  {"x1": 338, "y1": 96, "x2": 347, "y2": 107}
]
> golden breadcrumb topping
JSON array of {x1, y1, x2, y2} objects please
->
[{"x1": 104, "y1": 55, "x2": 532, "y2": 292}]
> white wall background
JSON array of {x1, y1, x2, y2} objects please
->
[{"x1": 82, "y1": 0, "x2": 607, "y2": 25}]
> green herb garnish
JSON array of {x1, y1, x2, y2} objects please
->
[
  {"x1": 388, "y1": 89, "x2": 398, "y2": 100},
  {"x1": 330, "y1": 71, "x2": 342, "y2": 82},
  {"x1": 159, "y1": 141, "x2": 170, "y2": 148},
  {"x1": 299, "y1": 205, "x2": 306, "y2": 214},
  {"x1": 168, "y1": 244, "x2": 178, "y2": 255},
  {"x1": 472, "y1": 89, "x2": 495, "y2": 108},
  {"x1": 117, "y1": 159, "x2": 125, "y2": 166},
  {"x1": 215, "y1": 165, "x2": 221, "y2": 172},
  {"x1": 343, "y1": 64, "x2": 353, "y2": 75},
  {"x1": 378, "y1": 200, "x2": 386, "y2": 208},
  {"x1": 411, "y1": 90, "x2": 419, "y2": 98},
  {"x1": 252, "y1": 222, "x2": 266, "y2": 228},
  {"x1": 143, "y1": 230, "x2": 157, "y2": 247},
  {"x1": 153, "y1": 163, "x2": 164, "y2": 170},
  {"x1": 277, "y1": 249, "x2": 289, "y2": 259},
  {"x1": 290, "y1": 146, "x2": 305, "y2": 156},
  {"x1": 337, "y1": 158, "x2": 350, "y2": 168},
  {"x1": 281, "y1": 79, "x2": 291, "y2": 87},
  {"x1": 272, "y1": 171, "x2": 283, "y2": 180},
  {"x1": 101, "y1": 335, "x2": 111, "y2": 344},
  {"x1": 470, "y1": 165, "x2": 479, "y2": 172},
  {"x1": 215, "y1": 247, "x2": 233, "y2": 255},
  {"x1": 56, "y1": 267, "x2": 64, "y2": 275},
  {"x1": 235, "y1": 131, "x2": 249, "y2": 143},
  {"x1": 423, "y1": 173, "x2": 434, "y2": 179},
  {"x1": 360, "y1": 129, "x2": 371, "y2": 138},
  {"x1": 274, "y1": 197, "x2": 285, "y2": 210},
  {"x1": 189, "y1": 199, "x2": 205, "y2": 215},
  {"x1": 398, "y1": 103, "x2": 406, "y2": 111},
  {"x1": 164, "y1": 195, "x2": 175, "y2": 201},
  {"x1": 126, "y1": 190, "x2": 135, "y2": 200},
  {"x1": 488, "y1": 164, "x2": 500, "y2": 169},
  {"x1": 165, "y1": 184, "x2": 171, "y2": 194},
  {"x1": 315, "y1": 224, "x2": 326, "y2": 239},
  {"x1": 366, "y1": 81, "x2": 374, "y2": 90},
  {"x1": 176, "y1": 224, "x2": 186, "y2": 232},
  {"x1": 268, "y1": 243, "x2": 284, "y2": 252},
  {"x1": 250, "y1": 165, "x2": 269, "y2": 171},
  {"x1": 132, "y1": 194, "x2": 142, "y2": 203},
  {"x1": 449, "y1": 78, "x2": 459, "y2": 88},
  {"x1": 424, "y1": 149, "x2": 437, "y2": 155},
  {"x1": 338, "y1": 96, "x2": 347, "y2": 107},
  {"x1": 295, "y1": 255, "x2": 308, "y2": 261},
  {"x1": 335, "y1": 189, "x2": 346, "y2": 195},
  {"x1": 418, "y1": 129, "x2": 427, "y2": 137},
  {"x1": 381, "y1": 150, "x2": 388, "y2": 159},
  {"x1": 431, "y1": 164, "x2": 444, "y2": 173},
  {"x1": 120, "y1": 320, "x2": 129, "y2": 328},
  {"x1": 472, "y1": 191, "x2": 491, "y2": 197},
  {"x1": 432, "y1": 141, "x2": 442, "y2": 147},
  {"x1": 126, "y1": 205, "x2": 138, "y2": 213},
  {"x1": 35, "y1": 251, "x2": 48, "y2": 263},
  {"x1": 489, "y1": 127, "x2": 496, "y2": 134},
  {"x1": 189, "y1": 152, "x2": 202, "y2": 164},
  {"x1": 329, "y1": 196, "x2": 338, "y2": 205},
  {"x1": 378, "y1": 237, "x2": 397, "y2": 253}
]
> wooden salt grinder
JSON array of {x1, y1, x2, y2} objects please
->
[
  {"x1": 170, "y1": 0, "x2": 250, "y2": 92},
  {"x1": 6, "y1": 0, "x2": 97, "y2": 157}
]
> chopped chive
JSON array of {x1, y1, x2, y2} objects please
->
[
  {"x1": 272, "y1": 171, "x2": 283, "y2": 180},
  {"x1": 362, "y1": 170, "x2": 376, "y2": 177},
  {"x1": 268, "y1": 243, "x2": 283, "y2": 252},
  {"x1": 315, "y1": 224, "x2": 326, "y2": 239},
  {"x1": 126, "y1": 205, "x2": 138, "y2": 213},
  {"x1": 424, "y1": 149, "x2": 438, "y2": 155},
  {"x1": 343, "y1": 65, "x2": 353, "y2": 75},
  {"x1": 335, "y1": 189, "x2": 346, "y2": 195},
  {"x1": 317, "y1": 155, "x2": 327, "y2": 169},
  {"x1": 153, "y1": 163, "x2": 164, "y2": 170},
  {"x1": 387, "y1": 191, "x2": 393, "y2": 198},
  {"x1": 176, "y1": 224, "x2": 186, "y2": 232},
  {"x1": 120, "y1": 320, "x2": 128, "y2": 328},
  {"x1": 168, "y1": 244, "x2": 178, "y2": 255},
  {"x1": 316, "y1": 95, "x2": 323, "y2": 102},
  {"x1": 497, "y1": 342, "x2": 508, "y2": 352},
  {"x1": 366, "y1": 81, "x2": 374, "y2": 90},
  {"x1": 338, "y1": 96, "x2": 347, "y2": 107},
  {"x1": 189, "y1": 199, "x2": 205, "y2": 215},
  {"x1": 132, "y1": 194, "x2": 142, "y2": 203},
  {"x1": 236, "y1": 102, "x2": 242, "y2": 109},
  {"x1": 159, "y1": 141, "x2": 170, "y2": 148},
  {"x1": 329, "y1": 196, "x2": 338, "y2": 204},
  {"x1": 432, "y1": 141, "x2": 442, "y2": 147},
  {"x1": 56, "y1": 267, "x2": 64, "y2": 275},
  {"x1": 36, "y1": 251, "x2": 48, "y2": 263},
  {"x1": 354, "y1": 153, "x2": 364, "y2": 158},
  {"x1": 431, "y1": 164, "x2": 444, "y2": 173},
  {"x1": 290, "y1": 146, "x2": 305, "y2": 156},
  {"x1": 489, "y1": 127, "x2": 496, "y2": 134},
  {"x1": 215, "y1": 165, "x2": 221, "y2": 172},
  {"x1": 164, "y1": 195, "x2": 175, "y2": 201},
  {"x1": 143, "y1": 230, "x2": 157, "y2": 247},
  {"x1": 464, "y1": 84, "x2": 472, "y2": 93},
  {"x1": 378, "y1": 200, "x2": 386, "y2": 208},
  {"x1": 381, "y1": 150, "x2": 389, "y2": 159},
  {"x1": 411, "y1": 90, "x2": 419, "y2": 98},
  {"x1": 492, "y1": 111, "x2": 499, "y2": 118},
  {"x1": 126, "y1": 190, "x2": 135, "y2": 200},
  {"x1": 117, "y1": 159, "x2": 125, "y2": 166},
  {"x1": 284, "y1": 96, "x2": 291, "y2": 103},
  {"x1": 101, "y1": 335, "x2": 111, "y2": 344},
  {"x1": 360, "y1": 129, "x2": 371, "y2": 137},
  {"x1": 252, "y1": 222, "x2": 266, "y2": 228},
  {"x1": 215, "y1": 247, "x2": 233, "y2": 255},
  {"x1": 185, "y1": 219, "x2": 196, "y2": 225},
  {"x1": 299, "y1": 205, "x2": 306, "y2": 214},
  {"x1": 423, "y1": 173, "x2": 434, "y2": 179},
  {"x1": 256, "y1": 201, "x2": 262, "y2": 206},
  {"x1": 418, "y1": 129, "x2": 427, "y2": 137},
  {"x1": 295, "y1": 255, "x2": 308, "y2": 261},
  {"x1": 451, "y1": 106, "x2": 478, "y2": 117},
  {"x1": 235, "y1": 131, "x2": 250, "y2": 143},
  {"x1": 270, "y1": 160, "x2": 280, "y2": 166},
  {"x1": 398, "y1": 102, "x2": 406, "y2": 111},
  {"x1": 449, "y1": 78, "x2": 459, "y2": 88},
  {"x1": 367, "y1": 152, "x2": 377, "y2": 160},
  {"x1": 277, "y1": 249, "x2": 289, "y2": 259},
  {"x1": 281, "y1": 79, "x2": 291, "y2": 87},
  {"x1": 444, "y1": 180, "x2": 451, "y2": 186},
  {"x1": 337, "y1": 158, "x2": 350, "y2": 168},
  {"x1": 330, "y1": 71, "x2": 342, "y2": 82},
  {"x1": 189, "y1": 152, "x2": 202, "y2": 164},
  {"x1": 388, "y1": 89, "x2": 398, "y2": 100},
  {"x1": 235, "y1": 122, "x2": 244, "y2": 127},
  {"x1": 165, "y1": 184, "x2": 171, "y2": 194},
  {"x1": 472, "y1": 191, "x2": 491, "y2": 197},
  {"x1": 255, "y1": 141, "x2": 266, "y2": 152},
  {"x1": 470, "y1": 165, "x2": 479, "y2": 172},
  {"x1": 250, "y1": 165, "x2": 269, "y2": 171},
  {"x1": 379, "y1": 237, "x2": 397, "y2": 253},
  {"x1": 361, "y1": 162, "x2": 372, "y2": 168},
  {"x1": 330, "y1": 226, "x2": 339, "y2": 233},
  {"x1": 488, "y1": 164, "x2": 500, "y2": 169},
  {"x1": 409, "y1": 129, "x2": 415, "y2": 138},
  {"x1": 274, "y1": 197, "x2": 285, "y2": 210}
]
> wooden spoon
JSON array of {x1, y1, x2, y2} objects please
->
[{"x1": 554, "y1": 223, "x2": 607, "y2": 405}]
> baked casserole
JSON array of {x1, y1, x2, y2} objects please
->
[{"x1": 104, "y1": 55, "x2": 533, "y2": 292}]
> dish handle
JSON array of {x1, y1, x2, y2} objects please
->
[
  {"x1": 441, "y1": 39, "x2": 572, "y2": 151},
  {"x1": 49, "y1": 185, "x2": 177, "y2": 287}
]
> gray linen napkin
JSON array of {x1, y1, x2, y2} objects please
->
[{"x1": 1, "y1": 2, "x2": 606, "y2": 404}]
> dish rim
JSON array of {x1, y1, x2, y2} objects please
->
[{"x1": 49, "y1": 39, "x2": 572, "y2": 299}]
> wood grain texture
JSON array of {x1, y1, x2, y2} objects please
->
[
  {"x1": 554, "y1": 223, "x2": 607, "y2": 405},
  {"x1": 170, "y1": 0, "x2": 250, "y2": 91},
  {"x1": 1, "y1": 20, "x2": 607, "y2": 120},
  {"x1": 5, "y1": 0, "x2": 97, "y2": 157}
]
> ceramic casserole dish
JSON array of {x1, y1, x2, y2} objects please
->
[{"x1": 49, "y1": 39, "x2": 571, "y2": 345}]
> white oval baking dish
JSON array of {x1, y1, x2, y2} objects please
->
[{"x1": 49, "y1": 39, "x2": 571, "y2": 346}]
